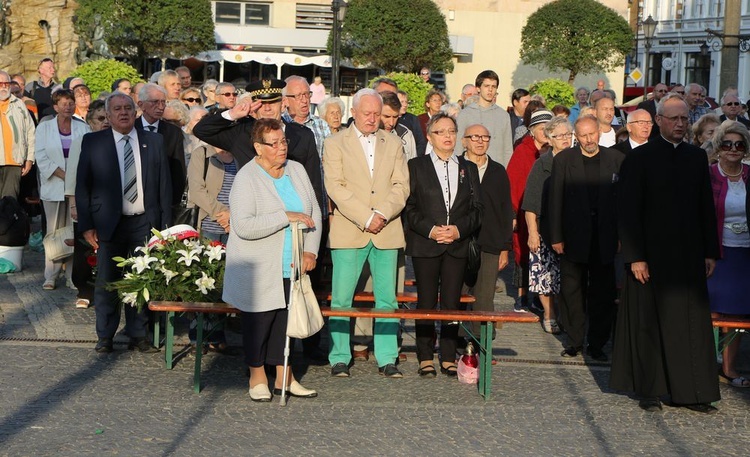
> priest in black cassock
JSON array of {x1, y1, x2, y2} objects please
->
[{"x1": 610, "y1": 94, "x2": 721, "y2": 414}]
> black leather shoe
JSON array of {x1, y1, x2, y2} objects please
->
[
  {"x1": 128, "y1": 338, "x2": 160, "y2": 353},
  {"x1": 561, "y1": 346, "x2": 582, "y2": 357},
  {"x1": 586, "y1": 347, "x2": 608, "y2": 362},
  {"x1": 378, "y1": 363, "x2": 403, "y2": 378},
  {"x1": 638, "y1": 398, "x2": 662, "y2": 412},
  {"x1": 95, "y1": 338, "x2": 113, "y2": 353},
  {"x1": 683, "y1": 403, "x2": 718, "y2": 414},
  {"x1": 331, "y1": 362, "x2": 350, "y2": 377}
]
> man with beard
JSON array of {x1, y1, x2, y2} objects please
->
[
  {"x1": 0, "y1": 71, "x2": 36, "y2": 199},
  {"x1": 610, "y1": 94, "x2": 720, "y2": 414},
  {"x1": 549, "y1": 115, "x2": 624, "y2": 361}
]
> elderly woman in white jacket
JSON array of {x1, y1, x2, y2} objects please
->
[
  {"x1": 223, "y1": 118, "x2": 321, "y2": 402},
  {"x1": 35, "y1": 89, "x2": 90, "y2": 290}
]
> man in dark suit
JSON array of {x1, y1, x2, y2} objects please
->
[
  {"x1": 549, "y1": 115, "x2": 624, "y2": 361},
  {"x1": 192, "y1": 79, "x2": 325, "y2": 214},
  {"x1": 135, "y1": 83, "x2": 186, "y2": 212},
  {"x1": 612, "y1": 109, "x2": 652, "y2": 155},
  {"x1": 719, "y1": 93, "x2": 750, "y2": 128},
  {"x1": 76, "y1": 93, "x2": 172, "y2": 353},
  {"x1": 637, "y1": 82, "x2": 667, "y2": 139}
]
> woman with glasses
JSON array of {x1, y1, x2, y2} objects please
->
[
  {"x1": 64, "y1": 100, "x2": 107, "y2": 308},
  {"x1": 201, "y1": 79, "x2": 219, "y2": 110},
  {"x1": 404, "y1": 113, "x2": 483, "y2": 377},
  {"x1": 521, "y1": 116, "x2": 572, "y2": 333},
  {"x1": 35, "y1": 89, "x2": 91, "y2": 291},
  {"x1": 707, "y1": 120, "x2": 750, "y2": 388},
  {"x1": 223, "y1": 118, "x2": 321, "y2": 402},
  {"x1": 507, "y1": 109, "x2": 552, "y2": 313},
  {"x1": 72, "y1": 85, "x2": 92, "y2": 122},
  {"x1": 180, "y1": 87, "x2": 203, "y2": 108}
]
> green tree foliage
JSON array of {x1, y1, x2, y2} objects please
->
[
  {"x1": 74, "y1": 0, "x2": 215, "y2": 65},
  {"x1": 70, "y1": 59, "x2": 144, "y2": 96},
  {"x1": 369, "y1": 72, "x2": 433, "y2": 116},
  {"x1": 528, "y1": 79, "x2": 575, "y2": 108},
  {"x1": 334, "y1": 0, "x2": 454, "y2": 73},
  {"x1": 520, "y1": 0, "x2": 633, "y2": 84}
]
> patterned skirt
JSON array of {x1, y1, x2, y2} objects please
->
[{"x1": 528, "y1": 235, "x2": 560, "y2": 295}]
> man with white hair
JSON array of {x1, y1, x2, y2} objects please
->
[
  {"x1": 157, "y1": 70, "x2": 182, "y2": 101},
  {"x1": 323, "y1": 88, "x2": 410, "y2": 378},
  {"x1": 459, "y1": 83, "x2": 477, "y2": 108},
  {"x1": 613, "y1": 109, "x2": 653, "y2": 155},
  {"x1": 686, "y1": 83, "x2": 708, "y2": 124},
  {"x1": 719, "y1": 93, "x2": 750, "y2": 128},
  {"x1": 0, "y1": 71, "x2": 36, "y2": 199},
  {"x1": 282, "y1": 75, "x2": 330, "y2": 157}
]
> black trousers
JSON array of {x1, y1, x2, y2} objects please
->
[
  {"x1": 72, "y1": 222, "x2": 95, "y2": 301},
  {"x1": 413, "y1": 253, "x2": 467, "y2": 363},
  {"x1": 94, "y1": 214, "x2": 151, "y2": 339},
  {"x1": 559, "y1": 242, "x2": 616, "y2": 351},
  {"x1": 240, "y1": 278, "x2": 291, "y2": 367}
]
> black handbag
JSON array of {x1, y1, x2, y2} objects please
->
[
  {"x1": 173, "y1": 149, "x2": 210, "y2": 228},
  {"x1": 464, "y1": 162, "x2": 482, "y2": 287}
]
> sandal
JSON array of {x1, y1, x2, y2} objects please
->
[
  {"x1": 719, "y1": 370, "x2": 750, "y2": 388},
  {"x1": 440, "y1": 363, "x2": 458, "y2": 377},
  {"x1": 542, "y1": 319, "x2": 561, "y2": 334},
  {"x1": 418, "y1": 363, "x2": 437, "y2": 377}
]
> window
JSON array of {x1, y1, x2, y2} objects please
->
[
  {"x1": 213, "y1": 1, "x2": 270, "y2": 26},
  {"x1": 296, "y1": 3, "x2": 333, "y2": 30},
  {"x1": 684, "y1": 52, "x2": 710, "y2": 89}
]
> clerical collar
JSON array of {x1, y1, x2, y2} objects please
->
[{"x1": 660, "y1": 135, "x2": 681, "y2": 148}]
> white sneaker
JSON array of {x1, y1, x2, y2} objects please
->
[{"x1": 249, "y1": 384, "x2": 272, "y2": 402}]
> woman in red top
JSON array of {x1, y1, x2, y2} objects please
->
[{"x1": 506, "y1": 109, "x2": 552, "y2": 312}]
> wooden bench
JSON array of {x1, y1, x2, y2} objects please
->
[
  {"x1": 321, "y1": 306, "x2": 538, "y2": 399},
  {"x1": 315, "y1": 290, "x2": 476, "y2": 305},
  {"x1": 148, "y1": 301, "x2": 539, "y2": 399},
  {"x1": 149, "y1": 301, "x2": 238, "y2": 393},
  {"x1": 712, "y1": 316, "x2": 750, "y2": 359}
]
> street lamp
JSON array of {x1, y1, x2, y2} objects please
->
[
  {"x1": 642, "y1": 15, "x2": 657, "y2": 98},
  {"x1": 331, "y1": 0, "x2": 348, "y2": 97}
]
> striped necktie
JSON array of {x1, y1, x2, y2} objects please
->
[{"x1": 123, "y1": 136, "x2": 137, "y2": 203}]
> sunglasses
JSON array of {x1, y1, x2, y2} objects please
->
[
  {"x1": 182, "y1": 97, "x2": 202, "y2": 103},
  {"x1": 720, "y1": 140, "x2": 747, "y2": 152},
  {"x1": 219, "y1": 92, "x2": 239, "y2": 97},
  {"x1": 724, "y1": 102, "x2": 741, "y2": 107}
]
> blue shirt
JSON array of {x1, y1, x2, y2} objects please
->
[{"x1": 263, "y1": 169, "x2": 304, "y2": 278}]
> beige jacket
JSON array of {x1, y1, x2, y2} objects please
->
[
  {"x1": 323, "y1": 125, "x2": 409, "y2": 249},
  {"x1": 187, "y1": 144, "x2": 229, "y2": 232},
  {"x1": 0, "y1": 95, "x2": 36, "y2": 166}
]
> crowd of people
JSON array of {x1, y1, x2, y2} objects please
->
[{"x1": 1, "y1": 58, "x2": 748, "y2": 410}]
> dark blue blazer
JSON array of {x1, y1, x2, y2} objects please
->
[{"x1": 75, "y1": 128, "x2": 172, "y2": 242}]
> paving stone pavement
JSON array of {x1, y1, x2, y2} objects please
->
[{"x1": 1, "y1": 243, "x2": 749, "y2": 456}]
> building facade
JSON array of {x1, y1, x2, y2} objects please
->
[{"x1": 633, "y1": 0, "x2": 750, "y2": 99}]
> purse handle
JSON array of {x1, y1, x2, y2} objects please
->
[{"x1": 290, "y1": 221, "x2": 304, "y2": 280}]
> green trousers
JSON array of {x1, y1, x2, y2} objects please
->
[{"x1": 328, "y1": 241, "x2": 399, "y2": 367}]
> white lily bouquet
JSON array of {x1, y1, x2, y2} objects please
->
[{"x1": 108, "y1": 225, "x2": 226, "y2": 312}]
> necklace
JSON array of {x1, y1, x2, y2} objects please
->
[{"x1": 719, "y1": 163, "x2": 743, "y2": 178}]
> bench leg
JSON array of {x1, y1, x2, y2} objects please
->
[
  {"x1": 478, "y1": 321, "x2": 493, "y2": 400},
  {"x1": 153, "y1": 314, "x2": 161, "y2": 349},
  {"x1": 714, "y1": 327, "x2": 720, "y2": 360},
  {"x1": 165, "y1": 311, "x2": 175, "y2": 370},
  {"x1": 194, "y1": 313, "x2": 204, "y2": 393}
]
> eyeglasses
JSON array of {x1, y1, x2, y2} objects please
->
[
  {"x1": 285, "y1": 91, "x2": 312, "y2": 100},
  {"x1": 659, "y1": 115, "x2": 688, "y2": 123},
  {"x1": 182, "y1": 97, "x2": 202, "y2": 103},
  {"x1": 420, "y1": 72, "x2": 430, "y2": 76},
  {"x1": 0, "y1": 82, "x2": 10, "y2": 87},
  {"x1": 550, "y1": 132, "x2": 573, "y2": 139},
  {"x1": 259, "y1": 138, "x2": 289, "y2": 149},
  {"x1": 94, "y1": 116, "x2": 107, "y2": 122},
  {"x1": 430, "y1": 129, "x2": 457, "y2": 136},
  {"x1": 724, "y1": 102, "x2": 742, "y2": 107},
  {"x1": 464, "y1": 134, "x2": 491, "y2": 142},
  {"x1": 719, "y1": 140, "x2": 747, "y2": 152},
  {"x1": 628, "y1": 120, "x2": 653, "y2": 126},
  {"x1": 145, "y1": 99, "x2": 167, "y2": 107},
  {"x1": 218, "y1": 92, "x2": 239, "y2": 97}
]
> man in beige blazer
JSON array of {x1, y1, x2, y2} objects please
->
[{"x1": 323, "y1": 88, "x2": 410, "y2": 378}]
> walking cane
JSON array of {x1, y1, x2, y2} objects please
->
[{"x1": 280, "y1": 222, "x2": 302, "y2": 407}]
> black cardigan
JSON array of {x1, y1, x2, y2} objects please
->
[{"x1": 476, "y1": 158, "x2": 514, "y2": 254}]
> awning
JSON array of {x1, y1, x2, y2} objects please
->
[{"x1": 193, "y1": 50, "x2": 332, "y2": 67}]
